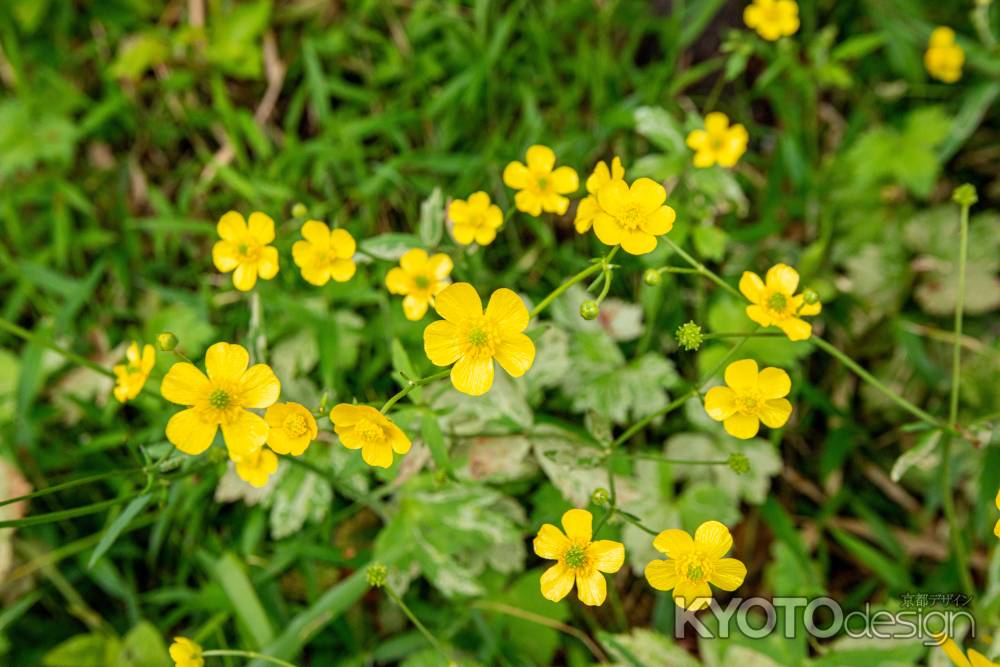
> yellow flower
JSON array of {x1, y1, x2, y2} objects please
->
[
  {"x1": 291, "y1": 220, "x2": 357, "y2": 286},
  {"x1": 743, "y1": 0, "x2": 800, "y2": 41},
  {"x1": 330, "y1": 403, "x2": 411, "y2": 468},
  {"x1": 385, "y1": 248, "x2": 454, "y2": 320},
  {"x1": 169, "y1": 637, "x2": 204, "y2": 667},
  {"x1": 592, "y1": 178, "x2": 676, "y2": 255},
  {"x1": 533, "y1": 509, "x2": 624, "y2": 606},
  {"x1": 212, "y1": 211, "x2": 279, "y2": 292},
  {"x1": 704, "y1": 359, "x2": 792, "y2": 439},
  {"x1": 448, "y1": 192, "x2": 503, "y2": 246},
  {"x1": 686, "y1": 113, "x2": 749, "y2": 169},
  {"x1": 644, "y1": 520, "x2": 747, "y2": 611},
  {"x1": 234, "y1": 446, "x2": 279, "y2": 488},
  {"x1": 739, "y1": 263, "x2": 821, "y2": 341},
  {"x1": 113, "y1": 341, "x2": 155, "y2": 402},
  {"x1": 995, "y1": 488, "x2": 1000, "y2": 539},
  {"x1": 575, "y1": 157, "x2": 626, "y2": 234},
  {"x1": 937, "y1": 634, "x2": 998, "y2": 667},
  {"x1": 502, "y1": 145, "x2": 579, "y2": 216},
  {"x1": 161, "y1": 342, "x2": 281, "y2": 459},
  {"x1": 925, "y1": 27, "x2": 964, "y2": 83},
  {"x1": 423, "y1": 283, "x2": 535, "y2": 396},
  {"x1": 265, "y1": 402, "x2": 318, "y2": 456}
]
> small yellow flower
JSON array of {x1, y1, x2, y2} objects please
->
[
  {"x1": 739, "y1": 263, "x2": 821, "y2": 341},
  {"x1": 502, "y1": 145, "x2": 579, "y2": 216},
  {"x1": 423, "y1": 283, "x2": 535, "y2": 396},
  {"x1": 292, "y1": 220, "x2": 357, "y2": 286},
  {"x1": 113, "y1": 341, "x2": 155, "y2": 402},
  {"x1": 448, "y1": 192, "x2": 503, "y2": 246},
  {"x1": 386, "y1": 248, "x2": 454, "y2": 320},
  {"x1": 936, "y1": 634, "x2": 998, "y2": 667},
  {"x1": 265, "y1": 402, "x2": 318, "y2": 456},
  {"x1": 704, "y1": 359, "x2": 792, "y2": 439},
  {"x1": 169, "y1": 637, "x2": 204, "y2": 667},
  {"x1": 686, "y1": 112, "x2": 749, "y2": 169},
  {"x1": 592, "y1": 178, "x2": 676, "y2": 255},
  {"x1": 212, "y1": 211, "x2": 280, "y2": 292},
  {"x1": 161, "y1": 342, "x2": 281, "y2": 459},
  {"x1": 925, "y1": 27, "x2": 964, "y2": 83},
  {"x1": 330, "y1": 403, "x2": 412, "y2": 468},
  {"x1": 575, "y1": 157, "x2": 626, "y2": 234},
  {"x1": 743, "y1": 0, "x2": 800, "y2": 41},
  {"x1": 533, "y1": 509, "x2": 624, "y2": 606},
  {"x1": 234, "y1": 446, "x2": 279, "y2": 488},
  {"x1": 644, "y1": 521, "x2": 747, "y2": 611},
  {"x1": 994, "y1": 488, "x2": 1000, "y2": 539}
]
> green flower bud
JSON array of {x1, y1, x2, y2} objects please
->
[
  {"x1": 676, "y1": 321, "x2": 704, "y2": 351},
  {"x1": 951, "y1": 184, "x2": 978, "y2": 208},
  {"x1": 591, "y1": 487, "x2": 610, "y2": 506},
  {"x1": 580, "y1": 300, "x2": 600, "y2": 321},
  {"x1": 803, "y1": 289, "x2": 820, "y2": 305},
  {"x1": 643, "y1": 269, "x2": 662, "y2": 286},
  {"x1": 157, "y1": 332, "x2": 178, "y2": 351},
  {"x1": 728, "y1": 453, "x2": 751, "y2": 475},
  {"x1": 291, "y1": 202, "x2": 308, "y2": 218},
  {"x1": 366, "y1": 563, "x2": 388, "y2": 588}
]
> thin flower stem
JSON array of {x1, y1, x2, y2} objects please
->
[
  {"x1": 384, "y1": 586, "x2": 451, "y2": 660},
  {"x1": 0, "y1": 317, "x2": 116, "y2": 379},
  {"x1": 616, "y1": 453, "x2": 729, "y2": 465},
  {"x1": 618, "y1": 511, "x2": 659, "y2": 536},
  {"x1": 662, "y1": 237, "x2": 742, "y2": 299},
  {"x1": 248, "y1": 290, "x2": 267, "y2": 363},
  {"x1": 380, "y1": 369, "x2": 451, "y2": 413},
  {"x1": 657, "y1": 266, "x2": 700, "y2": 275},
  {"x1": 611, "y1": 389, "x2": 700, "y2": 449},
  {"x1": 202, "y1": 650, "x2": 298, "y2": 667},
  {"x1": 472, "y1": 601, "x2": 608, "y2": 662},
  {"x1": 703, "y1": 332, "x2": 783, "y2": 339},
  {"x1": 530, "y1": 246, "x2": 618, "y2": 319}
]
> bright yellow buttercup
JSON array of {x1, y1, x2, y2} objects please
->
[
  {"x1": 423, "y1": 282, "x2": 535, "y2": 396},
  {"x1": 686, "y1": 113, "x2": 749, "y2": 169},
  {"x1": 644, "y1": 521, "x2": 746, "y2": 611},
  {"x1": 169, "y1": 637, "x2": 204, "y2": 667},
  {"x1": 937, "y1": 634, "x2": 998, "y2": 667},
  {"x1": 575, "y1": 157, "x2": 625, "y2": 234},
  {"x1": 704, "y1": 359, "x2": 792, "y2": 439},
  {"x1": 161, "y1": 342, "x2": 281, "y2": 459},
  {"x1": 743, "y1": 0, "x2": 799, "y2": 41},
  {"x1": 503, "y1": 145, "x2": 579, "y2": 216},
  {"x1": 113, "y1": 341, "x2": 155, "y2": 402},
  {"x1": 265, "y1": 402, "x2": 318, "y2": 456},
  {"x1": 925, "y1": 27, "x2": 964, "y2": 83},
  {"x1": 533, "y1": 509, "x2": 624, "y2": 606},
  {"x1": 592, "y1": 178, "x2": 676, "y2": 255},
  {"x1": 385, "y1": 248, "x2": 454, "y2": 320},
  {"x1": 292, "y1": 220, "x2": 357, "y2": 286},
  {"x1": 234, "y1": 446, "x2": 279, "y2": 488},
  {"x1": 330, "y1": 403, "x2": 412, "y2": 468},
  {"x1": 448, "y1": 192, "x2": 503, "y2": 246},
  {"x1": 212, "y1": 211, "x2": 280, "y2": 292},
  {"x1": 739, "y1": 263, "x2": 820, "y2": 341}
]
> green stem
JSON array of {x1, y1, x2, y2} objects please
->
[
  {"x1": 384, "y1": 586, "x2": 451, "y2": 659},
  {"x1": 656, "y1": 266, "x2": 700, "y2": 275},
  {"x1": 703, "y1": 332, "x2": 783, "y2": 339},
  {"x1": 380, "y1": 369, "x2": 451, "y2": 414},
  {"x1": 0, "y1": 317, "x2": 115, "y2": 379},
  {"x1": 616, "y1": 453, "x2": 729, "y2": 465},
  {"x1": 611, "y1": 389, "x2": 699, "y2": 449},
  {"x1": 663, "y1": 237, "x2": 742, "y2": 299},
  {"x1": 529, "y1": 246, "x2": 618, "y2": 319},
  {"x1": 0, "y1": 470, "x2": 130, "y2": 508},
  {"x1": 248, "y1": 290, "x2": 266, "y2": 363},
  {"x1": 202, "y1": 650, "x2": 298, "y2": 667}
]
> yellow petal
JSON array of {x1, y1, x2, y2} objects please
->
[
  {"x1": 428, "y1": 253, "x2": 454, "y2": 280},
  {"x1": 213, "y1": 241, "x2": 240, "y2": 272},
  {"x1": 996, "y1": 487, "x2": 1000, "y2": 511},
  {"x1": 514, "y1": 190, "x2": 543, "y2": 216},
  {"x1": 630, "y1": 178, "x2": 666, "y2": 214},
  {"x1": 403, "y1": 295, "x2": 429, "y2": 320},
  {"x1": 692, "y1": 150, "x2": 716, "y2": 168},
  {"x1": 434, "y1": 282, "x2": 482, "y2": 322},
  {"x1": 575, "y1": 570, "x2": 607, "y2": 606},
  {"x1": 644, "y1": 559, "x2": 679, "y2": 591},
  {"x1": 141, "y1": 345, "x2": 156, "y2": 373},
  {"x1": 525, "y1": 145, "x2": 555, "y2": 173},
  {"x1": 257, "y1": 246, "x2": 279, "y2": 280},
  {"x1": 704, "y1": 112, "x2": 729, "y2": 135},
  {"x1": 596, "y1": 179, "x2": 629, "y2": 215},
  {"x1": 301, "y1": 220, "x2": 330, "y2": 246},
  {"x1": 776, "y1": 317, "x2": 812, "y2": 341},
  {"x1": 724, "y1": 413, "x2": 760, "y2": 439},
  {"x1": 502, "y1": 161, "x2": 531, "y2": 190},
  {"x1": 710, "y1": 558, "x2": 747, "y2": 591},
  {"x1": 724, "y1": 359, "x2": 758, "y2": 391},
  {"x1": 494, "y1": 333, "x2": 535, "y2": 378},
  {"x1": 561, "y1": 508, "x2": 593, "y2": 543},
  {"x1": 232, "y1": 263, "x2": 258, "y2": 291},
  {"x1": 610, "y1": 156, "x2": 624, "y2": 180},
  {"x1": 620, "y1": 229, "x2": 656, "y2": 255},
  {"x1": 743, "y1": 4, "x2": 762, "y2": 28},
  {"x1": 451, "y1": 355, "x2": 494, "y2": 396},
  {"x1": 652, "y1": 529, "x2": 694, "y2": 558},
  {"x1": 451, "y1": 222, "x2": 476, "y2": 245},
  {"x1": 486, "y1": 288, "x2": 529, "y2": 334},
  {"x1": 221, "y1": 410, "x2": 269, "y2": 458},
  {"x1": 585, "y1": 161, "x2": 611, "y2": 194},
  {"x1": 746, "y1": 304, "x2": 773, "y2": 327},
  {"x1": 361, "y1": 441, "x2": 393, "y2": 468},
  {"x1": 247, "y1": 212, "x2": 275, "y2": 244},
  {"x1": 540, "y1": 192, "x2": 570, "y2": 215},
  {"x1": 534, "y1": 523, "x2": 570, "y2": 559},
  {"x1": 592, "y1": 212, "x2": 623, "y2": 247},
  {"x1": 386, "y1": 423, "x2": 412, "y2": 454},
  {"x1": 694, "y1": 520, "x2": 733, "y2": 559},
  {"x1": 797, "y1": 298, "x2": 822, "y2": 316},
  {"x1": 467, "y1": 191, "x2": 491, "y2": 212},
  {"x1": 217, "y1": 211, "x2": 247, "y2": 242},
  {"x1": 239, "y1": 364, "x2": 281, "y2": 408},
  {"x1": 549, "y1": 166, "x2": 579, "y2": 194},
  {"x1": 474, "y1": 226, "x2": 498, "y2": 246},
  {"x1": 757, "y1": 367, "x2": 791, "y2": 399},
  {"x1": 385, "y1": 267, "x2": 409, "y2": 295},
  {"x1": 765, "y1": 263, "x2": 799, "y2": 294},
  {"x1": 292, "y1": 240, "x2": 314, "y2": 268},
  {"x1": 704, "y1": 386, "x2": 738, "y2": 421},
  {"x1": 329, "y1": 258, "x2": 356, "y2": 282},
  {"x1": 166, "y1": 408, "x2": 217, "y2": 455},
  {"x1": 641, "y1": 206, "x2": 675, "y2": 236},
  {"x1": 936, "y1": 636, "x2": 973, "y2": 667},
  {"x1": 299, "y1": 260, "x2": 330, "y2": 286},
  {"x1": 161, "y1": 362, "x2": 210, "y2": 405},
  {"x1": 400, "y1": 248, "x2": 428, "y2": 273},
  {"x1": 759, "y1": 398, "x2": 793, "y2": 428},
  {"x1": 686, "y1": 129, "x2": 709, "y2": 151},
  {"x1": 739, "y1": 271, "x2": 766, "y2": 303},
  {"x1": 587, "y1": 540, "x2": 625, "y2": 573},
  {"x1": 329, "y1": 228, "x2": 356, "y2": 258},
  {"x1": 423, "y1": 320, "x2": 463, "y2": 366},
  {"x1": 206, "y1": 342, "x2": 250, "y2": 383},
  {"x1": 329, "y1": 403, "x2": 361, "y2": 427},
  {"x1": 673, "y1": 580, "x2": 713, "y2": 611},
  {"x1": 539, "y1": 562, "x2": 575, "y2": 602}
]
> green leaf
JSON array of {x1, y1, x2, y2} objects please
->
[
  {"x1": 600, "y1": 629, "x2": 701, "y2": 667},
  {"x1": 266, "y1": 461, "x2": 332, "y2": 540},
  {"x1": 635, "y1": 106, "x2": 687, "y2": 154},
  {"x1": 117, "y1": 621, "x2": 171, "y2": 667},
  {"x1": 890, "y1": 430, "x2": 941, "y2": 482},
  {"x1": 693, "y1": 226, "x2": 729, "y2": 262},
  {"x1": 212, "y1": 552, "x2": 275, "y2": 649},
  {"x1": 421, "y1": 410, "x2": 452, "y2": 473},
  {"x1": 88, "y1": 493, "x2": 152, "y2": 569},
  {"x1": 418, "y1": 187, "x2": 445, "y2": 247},
  {"x1": 360, "y1": 233, "x2": 423, "y2": 261},
  {"x1": 43, "y1": 634, "x2": 118, "y2": 667}
]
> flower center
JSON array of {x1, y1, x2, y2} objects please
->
[
  {"x1": 414, "y1": 275, "x2": 431, "y2": 290},
  {"x1": 619, "y1": 204, "x2": 644, "y2": 230},
  {"x1": 710, "y1": 135, "x2": 728, "y2": 152},
  {"x1": 735, "y1": 391, "x2": 761, "y2": 415},
  {"x1": 536, "y1": 176, "x2": 550, "y2": 192},
  {"x1": 564, "y1": 545, "x2": 588, "y2": 569},
  {"x1": 237, "y1": 242, "x2": 261, "y2": 262},
  {"x1": 283, "y1": 413, "x2": 309, "y2": 438},
  {"x1": 209, "y1": 388, "x2": 231, "y2": 410},
  {"x1": 463, "y1": 317, "x2": 499, "y2": 358},
  {"x1": 767, "y1": 292, "x2": 788, "y2": 312},
  {"x1": 355, "y1": 418, "x2": 384, "y2": 443},
  {"x1": 679, "y1": 552, "x2": 713, "y2": 583}
]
